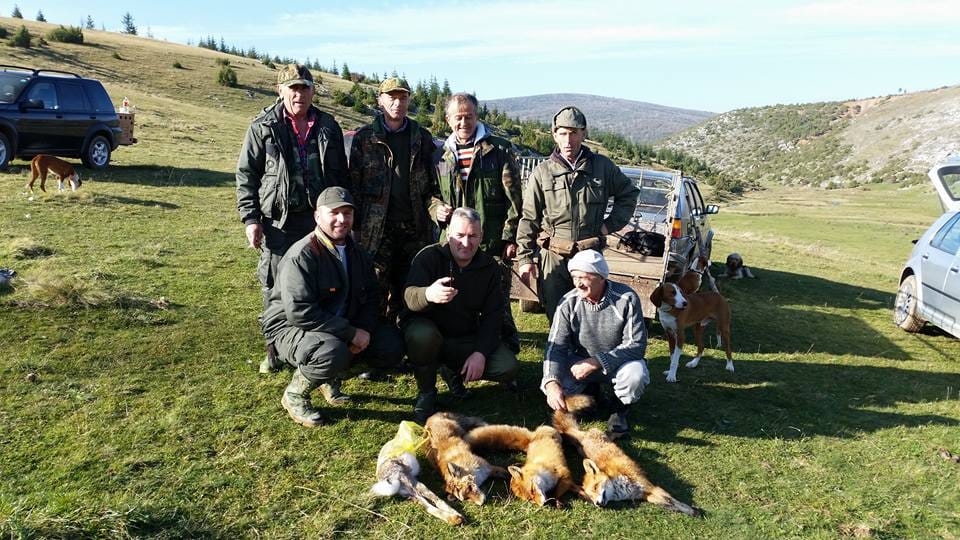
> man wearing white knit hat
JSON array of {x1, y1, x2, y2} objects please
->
[{"x1": 541, "y1": 249, "x2": 650, "y2": 435}]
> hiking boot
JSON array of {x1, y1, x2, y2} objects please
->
[
  {"x1": 439, "y1": 365, "x2": 472, "y2": 399},
  {"x1": 607, "y1": 411, "x2": 629, "y2": 436},
  {"x1": 259, "y1": 342, "x2": 283, "y2": 374},
  {"x1": 319, "y1": 379, "x2": 351, "y2": 406},
  {"x1": 413, "y1": 390, "x2": 437, "y2": 425},
  {"x1": 281, "y1": 368, "x2": 325, "y2": 427},
  {"x1": 357, "y1": 368, "x2": 387, "y2": 382}
]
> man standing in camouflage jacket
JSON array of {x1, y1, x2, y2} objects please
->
[
  {"x1": 348, "y1": 77, "x2": 444, "y2": 325},
  {"x1": 236, "y1": 64, "x2": 348, "y2": 373},
  {"x1": 435, "y1": 92, "x2": 523, "y2": 356},
  {"x1": 516, "y1": 106, "x2": 639, "y2": 322}
]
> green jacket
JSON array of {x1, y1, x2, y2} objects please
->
[
  {"x1": 436, "y1": 123, "x2": 522, "y2": 256},
  {"x1": 347, "y1": 116, "x2": 443, "y2": 253},
  {"x1": 236, "y1": 102, "x2": 347, "y2": 228},
  {"x1": 516, "y1": 147, "x2": 639, "y2": 266}
]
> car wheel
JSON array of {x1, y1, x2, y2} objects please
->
[
  {"x1": 82, "y1": 135, "x2": 111, "y2": 169},
  {"x1": 894, "y1": 274, "x2": 925, "y2": 332},
  {"x1": 0, "y1": 132, "x2": 10, "y2": 171},
  {"x1": 519, "y1": 299, "x2": 542, "y2": 313}
]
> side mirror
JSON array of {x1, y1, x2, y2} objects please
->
[
  {"x1": 19, "y1": 99, "x2": 44, "y2": 110},
  {"x1": 706, "y1": 204, "x2": 720, "y2": 215}
]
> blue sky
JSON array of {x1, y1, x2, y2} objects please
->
[{"x1": 10, "y1": 0, "x2": 959, "y2": 112}]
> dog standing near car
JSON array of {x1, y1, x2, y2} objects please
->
[{"x1": 26, "y1": 155, "x2": 81, "y2": 193}]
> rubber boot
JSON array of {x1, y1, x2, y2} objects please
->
[
  {"x1": 319, "y1": 378, "x2": 351, "y2": 406},
  {"x1": 413, "y1": 390, "x2": 437, "y2": 425},
  {"x1": 607, "y1": 401, "x2": 631, "y2": 437},
  {"x1": 439, "y1": 365, "x2": 471, "y2": 399},
  {"x1": 281, "y1": 368, "x2": 325, "y2": 427}
]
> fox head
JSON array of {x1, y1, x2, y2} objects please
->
[
  {"x1": 445, "y1": 462, "x2": 485, "y2": 505},
  {"x1": 508, "y1": 465, "x2": 549, "y2": 506},
  {"x1": 581, "y1": 458, "x2": 615, "y2": 506}
]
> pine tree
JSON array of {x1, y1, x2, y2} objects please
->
[
  {"x1": 35, "y1": 10, "x2": 46, "y2": 22},
  {"x1": 340, "y1": 63, "x2": 351, "y2": 79},
  {"x1": 442, "y1": 79, "x2": 451, "y2": 97},
  {"x1": 85, "y1": 15, "x2": 94, "y2": 30},
  {"x1": 219, "y1": 36, "x2": 226, "y2": 52},
  {"x1": 11, "y1": 5, "x2": 22, "y2": 18},
  {"x1": 121, "y1": 12, "x2": 137, "y2": 35}
]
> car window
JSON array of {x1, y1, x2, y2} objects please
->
[
  {"x1": 0, "y1": 72, "x2": 30, "y2": 103},
  {"x1": 684, "y1": 181, "x2": 703, "y2": 217},
  {"x1": 931, "y1": 213, "x2": 960, "y2": 256},
  {"x1": 25, "y1": 82, "x2": 59, "y2": 110},
  {"x1": 82, "y1": 80, "x2": 116, "y2": 113},
  {"x1": 56, "y1": 81, "x2": 89, "y2": 111}
]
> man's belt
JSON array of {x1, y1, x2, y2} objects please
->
[{"x1": 536, "y1": 232, "x2": 606, "y2": 257}]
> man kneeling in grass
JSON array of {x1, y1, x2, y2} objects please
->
[
  {"x1": 542, "y1": 249, "x2": 650, "y2": 435},
  {"x1": 261, "y1": 187, "x2": 403, "y2": 427}
]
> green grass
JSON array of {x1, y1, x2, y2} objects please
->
[{"x1": 2, "y1": 21, "x2": 960, "y2": 539}]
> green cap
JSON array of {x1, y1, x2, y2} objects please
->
[
  {"x1": 553, "y1": 106, "x2": 587, "y2": 131},
  {"x1": 277, "y1": 64, "x2": 314, "y2": 88},
  {"x1": 316, "y1": 186, "x2": 355, "y2": 209},
  {"x1": 378, "y1": 77, "x2": 410, "y2": 94}
]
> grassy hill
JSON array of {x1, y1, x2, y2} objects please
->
[
  {"x1": 662, "y1": 85, "x2": 960, "y2": 187},
  {"x1": 2, "y1": 19, "x2": 959, "y2": 538},
  {"x1": 482, "y1": 93, "x2": 715, "y2": 144}
]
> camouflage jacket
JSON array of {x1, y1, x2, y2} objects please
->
[
  {"x1": 516, "y1": 147, "x2": 640, "y2": 266},
  {"x1": 347, "y1": 116, "x2": 443, "y2": 252},
  {"x1": 236, "y1": 102, "x2": 347, "y2": 229},
  {"x1": 436, "y1": 123, "x2": 522, "y2": 256}
]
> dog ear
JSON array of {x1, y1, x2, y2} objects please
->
[{"x1": 650, "y1": 285, "x2": 663, "y2": 307}]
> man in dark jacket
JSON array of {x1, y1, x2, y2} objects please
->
[
  {"x1": 435, "y1": 92, "x2": 523, "y2": 357},
  {"x1": 262, "y1": 187, "x2": 402, "y2": 427},
  {"x1": 348, "y1": 77, "x2": 444, "y2": 325},
  {"x1": 402, "y1": 207, "x2": 519, "y2": 423},
  {"x1": 236, "y1": 64, "x2": 348, "y2": 372}
]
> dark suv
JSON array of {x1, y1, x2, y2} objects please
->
[{"x1": 0, "y1": 65, "x2": 123, "y2": 170}]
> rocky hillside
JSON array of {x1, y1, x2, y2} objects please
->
[
  {"x1": 662, "y1": 85, "x2": 960, "y2": 187},
  {"x1": 482, "y1": 93, "x2": 714, "y2": 144}
]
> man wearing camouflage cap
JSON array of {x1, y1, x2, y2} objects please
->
[
  {"x1": 237, "y1": 64, "x2": 348, "y2": 374},
  {"x1": 348, "y1": 77, "x2": 444, "y2": 328},
  {"x1": 516, "y1": 106, "x2": 639, "y2": 322}
]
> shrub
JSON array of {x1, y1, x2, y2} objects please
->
[
  {"x1": 112, "y1": 51, "x2": 122, "y2": 60},
  {"x1": 46, "y1": 25, "x2": 84, "y2": 44},
  {"x1": 172, "y1": 61, "x2": 183, "y2": 69},
  {"x1": 331, "y1": 89, "x2": 353, "y2": 107},
  {"x1": 0, "y1": 27, "x2": 8, "y2": 39},
  {"x1": 216, "y1": 66, "x2": 237, "y2": 87},
  {"x1": 8, "y1": 25, "x2": 31, "y2": 47},
  {"x1": 215, "y1": 58, "x2": 230, "y2": 66},
  {"x1": 261, "y1": 57, "x2": 274, "y2": 69}
]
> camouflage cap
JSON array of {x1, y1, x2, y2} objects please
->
[
  {"x1": 378, "y1": 77, "x2": 410, "y2": 94},
  {"x1": 316, "y1": 186, "x2": 355, "y2": 209},
  {"x1": 553, "y1": 106, "x2": 587, "y2": 131},
  {"x1": 277, "y1": 64, "x2": 314, "y2": 88}
]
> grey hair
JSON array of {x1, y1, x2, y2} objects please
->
[
  {"x1": 451, "y1": 207, "x2": 481, "y2": 225},
  {"x1": 444, "y1": 92, "x2": 479, "y2": 115}
]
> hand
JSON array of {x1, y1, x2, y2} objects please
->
[
  {"x1": 425, "y1": 277, "x2": 458, "y2": 304},
  {"x1": 349, "y1": 328, "x2": 371, "y2": 354},
  {"x1": 245, "y1": 223, "x2": 263, "y2": 249},
  {"x1": 545, "y1": 381, "x2": 566, "y2": 411},
  {"x1": 461, "y1": 352, "x2": 486, "y2": 383},
  {"x1": 570, "y1": 358, "x2": 601, "y2": 381},
  {"x1": 519, "y1": 263, "x2": 538, "y2": 287},
  {"x1": 436, "y1": 204, "x2": 453, "y2": 224},
  {"x1": 502, "y1": 242, "x2": 517, "y2": 261}
]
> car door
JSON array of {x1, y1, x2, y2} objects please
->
[
  {"x1": 16, "y1": 80, "x2": 62, "y2": 152},
  {"x1": 919, "y1": 213, "x2": 960, "y2": 328},
  {"x1": 54, "y1": 79, "x2": 92, "y2": 153}
]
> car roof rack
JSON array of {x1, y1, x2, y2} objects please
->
[{"x1": 0, "y1": 65, "x2": 80, "y2": 78}]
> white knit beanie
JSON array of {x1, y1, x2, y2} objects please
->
[{"x1": 567, "y1": 249, "x2": 609, "y2": 278}]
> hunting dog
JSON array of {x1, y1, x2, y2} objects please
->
[
  {"x1": 722, "y1": 252, "x2": 755, "y2": 280},
  {"x1": 27, "y1": 155, "x2": 81, "y2": 193},
  {"x1": 677, "y1": 255, "x2": 718, "y2": 294},
  {"x1": 650, "y1": 282, "x2": 733, "y2": 382}
]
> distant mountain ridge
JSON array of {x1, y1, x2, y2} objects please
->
[{"x1": 481, "y1": 93, "x2": 715, "y2": 144}]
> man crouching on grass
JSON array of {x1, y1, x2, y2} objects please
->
[
  {"x1": 261, "y1": 187, "x2": 403, "y2": 427},
  {"x1": 542, "y1": 249, "x2": 650, "y2": 435}
]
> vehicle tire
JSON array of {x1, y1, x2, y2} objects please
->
[
  {"x1": 82, "y1": 135, "x2": 111, "y2": 169},
  {"x1": 0, "y1": 132, "x2": 10, "y2": 171},
  {"x1": 894, "y1": 274, "x2": 925, "y2": 332},
  {"x1": 519, "y1": 299, "x2": 542, "y2": 313}
]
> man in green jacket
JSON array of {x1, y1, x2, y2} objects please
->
[
  {"x1": 402, "y1": 207, "x2": 519, "y2": 423},
  {"x1": 516, "y1": 106, "x2": 640, "y2": 322},
  {"x1": 348, "y1": 77, "x2": 444, "y2": 327},
  {"x1": 261, "y1": 187, "x2": 403, "y2": 427},
  {"x1": 236, "y1": 64, "x2": 348, "y2": 371},
  {"x1": 435, "y1": 92, "x2": 523, "y2": 358}
]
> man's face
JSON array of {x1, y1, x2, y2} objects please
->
[
  {"x1": 278, "y1": 83, "x2": 315, "y2": 119},
  {"x1": 378, "y1": 90, "x2": 410, "y2": 123},
  {"x1": 553, "y1": 127, "x2": 587, "y2": 161},
  {"x1": 446, "y1": 100, "x2": 477, "y2": 143},
  {"x1": 447, "y1": 215, "x2": 482, "y2": 267},
  {"x1": 571, "y1": 270, "x2": 605, "y2": 302},
  {"x1": 316, "y1": 204, "x2": 354, "y2": 244}
]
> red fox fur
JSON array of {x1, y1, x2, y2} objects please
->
[{"x1": 425, "y1": 412, "x2": 508, "y2": 505}]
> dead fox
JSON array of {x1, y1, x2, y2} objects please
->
[
  {"x1": 371, "y1": 440, "x2": 464, "y2": 525},
  {"x1": 425, "y1": 412, "x2": 509, "y2": 505},
  {"x1": 509, "y1": 426, "x2": 580, "y2": 507},
  {"x1": 553, "y1": 395, "x2": 703, "y2": 516}
]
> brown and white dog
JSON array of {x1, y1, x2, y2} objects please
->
[
  {"x1": 27, "y1": 155, "x2": 81, "y2": 193},
  {"x1": 722, "y1": 253, "x2": 755, "y2": 280},
  {"x1": 676, "y1": 255, "x2": 718, "y2": 294},
  {"x1": 650, "y1": 282, "x2": 733, "y2": 382}
]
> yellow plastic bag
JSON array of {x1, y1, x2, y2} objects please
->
[{"x1": 380, "y1": 420, "x2": 428, "y2": 460}]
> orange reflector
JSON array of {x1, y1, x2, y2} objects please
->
[{"x1": 671, "y1": 218, "x2": 682, "y2": 239}]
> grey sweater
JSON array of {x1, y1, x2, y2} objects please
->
[{"x1": 542, "y1": 280, "x2": 647, "y2": 385}]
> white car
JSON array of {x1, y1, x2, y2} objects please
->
[{"x1": 894, "y1": 155, "x2": 960, "y2": 337}]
